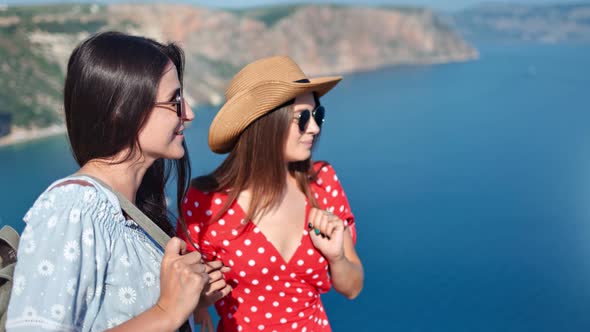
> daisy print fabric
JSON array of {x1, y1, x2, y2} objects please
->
[{"x1": 6, "y1": 176, "x2": 164, "y2": 332}]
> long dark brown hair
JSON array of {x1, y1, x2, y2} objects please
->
[
  {"x1": 64, "y1": 31, "x2": 191, "y2": 236},
  {"x1": 193, "y1": 93, "x2": 325, "y2": 224}
]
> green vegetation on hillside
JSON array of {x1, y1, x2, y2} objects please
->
[
  {"x1": 229, "y1": 4, "x2": 303, "y2": 27},
  {"x1": 195, "y1": 55, "x2": 240, "y2": 79},
  {"x1": 0, "y1": 4, "x2": 110, "y2": 127},
  {"x1": 0, "y1": 27, "x2": 63, "y2": 127},
  {"x1": 0, "y1": 3, "x2": 477, "y2": 131}
]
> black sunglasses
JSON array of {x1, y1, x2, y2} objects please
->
[
  {"x1": 294, "y1": 106, "x2": 325, "y2": 132},
  {"x1": 154, "y1": 88, "x2": 184, "y2": 118}
]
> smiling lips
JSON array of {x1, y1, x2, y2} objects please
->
[{"x1": 300, "y1": 140, "x2": 313, "y2": 148}]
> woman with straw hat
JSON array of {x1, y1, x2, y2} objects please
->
[{"x1": 178, "y1": 55, "x2": 364, "y2": 331}]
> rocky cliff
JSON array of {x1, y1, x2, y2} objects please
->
[{"x1": 0, "y1": 3, "x2": 477, "y2": 135}]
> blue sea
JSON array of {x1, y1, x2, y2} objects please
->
[{"x1": 2, "y1": 43, "x2": 590, "y2": 331}]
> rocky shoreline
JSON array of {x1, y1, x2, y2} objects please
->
[
  {"x1": 0, "y1": 3, "x2": 481, "y2": 147},
  {"x1": 0, "y1": 51, "x2": 482, "y2": 148},
  {"x1": 0, "y1": 125, "x2": 66, "y2": 148}
]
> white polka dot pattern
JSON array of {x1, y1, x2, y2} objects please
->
[{"x1": 178, "y1": 162, "x2": 351, "y2": 331}]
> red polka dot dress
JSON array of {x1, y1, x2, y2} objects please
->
[{"x1": 179, "y1": 162, "x2": 357, "y2": 332}]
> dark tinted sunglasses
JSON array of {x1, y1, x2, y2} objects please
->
[
  {"x1": 294, "y1": 106, "x2": 325, "y2": 132},
  {"x1": 154, "y1": 88, "x2": 184, "y2": 118}
]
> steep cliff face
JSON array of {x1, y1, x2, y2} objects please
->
[{"x1": 0, "y1": 3, "x2": 477, "y2": 129}]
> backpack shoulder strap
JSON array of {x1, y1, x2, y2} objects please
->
[
  {"x1": 0, "y1": 264, "x2": 15, "y2": 283},
  {"x1": 0, "y1": 226, "x2": 19, "y2": 283},
  {"x1": 0, "y1": 226, "x2": 19, "y2": 252},
  {"x1": 74, "y1": 175, "x2": 171, "y2": 249},
  {"x1": 70, "y1": 176, "x2": 191, "y2": 331}
]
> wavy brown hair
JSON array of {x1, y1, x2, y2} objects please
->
[{"x1": 192, "y1": 93, "x2": 325, "y2": 224}]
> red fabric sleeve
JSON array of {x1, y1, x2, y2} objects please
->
[
  {"x1": 177, "y1": 187, "x2": 218, "y2": 261},
  {"x1": 313, "y1": 162, "x2": 357, "y2": 244}
]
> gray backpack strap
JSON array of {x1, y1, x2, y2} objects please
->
[
  {"x1": 115, "y1": 191, "x2": 171, "y2": 249},
  {"x1": 76, "y1": 175, "x2": 171, "y2": 249},
  {"x1": 0, "y1": 265, "x2": 14, "y2": 284},
  {"x1": 0, "y1": 227, "x2": 19, "y2": 253},
  {"x1": 1, "y1": 225, "x2": 19, "y2": 331},
  {"x1": 67, "y1": 176, "x2": 192, "y2": 332},
  {"x1": 0, "y1": 226, "x2": 19, "y2": 283}
]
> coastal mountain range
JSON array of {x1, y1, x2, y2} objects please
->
[
  {"x1": 453, "y1": 3, "x2": 590, "y2": 43},
  {"x1": 0, "y1": 3, "x2": 476, "y2": 131},
  {"x1": 0, "y1": 2, "x2": 588, "y2": 144}
]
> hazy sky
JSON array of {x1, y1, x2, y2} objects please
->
[{"x1": 1, "y1": 0, "x2": 587, "y2": 12}]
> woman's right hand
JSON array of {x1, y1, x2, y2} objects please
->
[{"x1": 156, "y1": 237, "x2": 210, "y2": 329}]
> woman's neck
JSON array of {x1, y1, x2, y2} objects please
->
[
  {"x1": 77, "y1": 155, "x2": 152, "y2": 203},
  {"x1": 238, "y1": 172, "x2": 297, "y2": 211},
  {"x1": 286, "y1": 171, "x2": 299, "y2": 188}
]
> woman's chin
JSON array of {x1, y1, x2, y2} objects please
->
[
  {"x1": 163, "y1": 146, "x2": 186, "y2": 160},
  {"x1": 286, "y1": 152, "x2": 311, "y2": 163}
]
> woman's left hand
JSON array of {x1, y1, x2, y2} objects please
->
[
  {"x1": 308, "y1": 207, "x2": 346, "y2": 263},
  {"x1": 199, "y1": 260, "x2": 232, "y2": 308}
]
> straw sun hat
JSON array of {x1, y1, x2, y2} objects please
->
[{"x1": 208, "y1": 55, "x2": 342, "y2": 154}]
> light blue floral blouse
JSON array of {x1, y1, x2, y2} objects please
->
[{"x1": 6, "y1": 176, "x2": 164, "y2": 331}]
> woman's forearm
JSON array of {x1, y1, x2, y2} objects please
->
[
  {"x1": 328, "y1": 252, "x2": 364, "y2": 299},
  {"x1": 326, "y1": 224, "x2": 364, "y2": 299},
  {"x1": 106, "y1": 305, "x2": 178, "y2": 332}
]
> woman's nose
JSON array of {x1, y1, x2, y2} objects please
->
[
  {"x1": 183, "y1": 99, "x2": 194, "y2": 122},
  {"x1": 306, "y1": 114, "x2": 321, "y2": 134}
]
